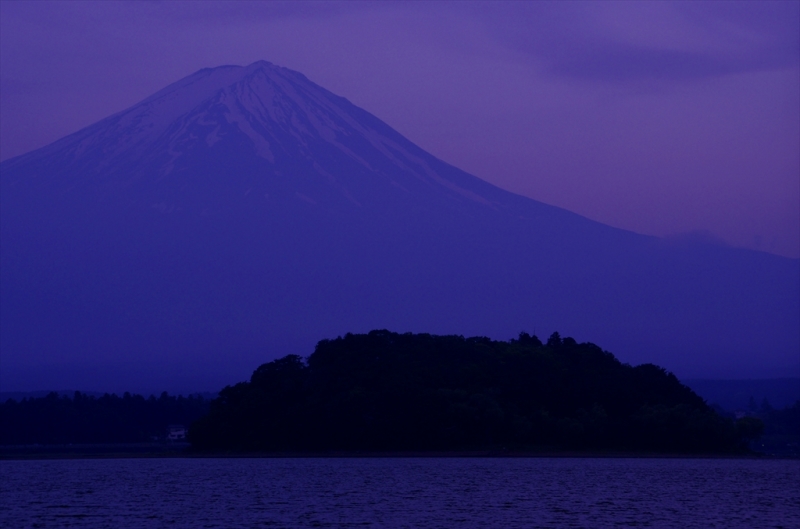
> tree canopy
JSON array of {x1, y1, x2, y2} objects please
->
[
  {"x1": 1, "y1": 391, "x2": 209, "y2": 445},
  {"x1": 190, "y1": 330, "x2": 745, "y2": 453}
]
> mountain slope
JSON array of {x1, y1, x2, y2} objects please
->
[{"x1": 1, "y1": 61, "x2": 797, "y2": 392}]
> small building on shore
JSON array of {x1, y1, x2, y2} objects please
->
[{"x1": 167, "y1": 425, "x2": 186, "y2": 441}]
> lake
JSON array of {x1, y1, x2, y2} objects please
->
[{"x1": 1, "y1": 457, "x2": 797, "y2": 528}]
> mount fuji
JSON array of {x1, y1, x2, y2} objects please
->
[{"x1": 1, "y1": 61, "x2": 797, "y2": 392}]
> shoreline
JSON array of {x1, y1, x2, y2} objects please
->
[{"x1": 2, "y1": 444, "x2": 793, "y2": 461}]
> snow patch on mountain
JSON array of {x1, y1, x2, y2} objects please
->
[{"x1": 3, "y1": 60, "x2": 500, "y2": 209}]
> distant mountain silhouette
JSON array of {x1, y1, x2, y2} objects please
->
[{"x1": 1, "y1": 61, "x2": 797, "y2": 391}]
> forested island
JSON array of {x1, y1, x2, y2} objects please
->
[
  {"x1": 190, "y1": 330, "x2": 765, "y2": 454},
  {"x1": 4, "y1": 330, "x2": 794, "y2": 456}
]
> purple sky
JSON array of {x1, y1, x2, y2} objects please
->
[{"x1": 1, "y1": 1, "x2": 798, "y2": 258}]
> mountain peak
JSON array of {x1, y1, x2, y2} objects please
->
[
  {"x1": 4, "y1": 61, "x2": 505, "y2": 211},
  {"x1": 244, "y1": 59, "x2": 277, "y2": 71}
]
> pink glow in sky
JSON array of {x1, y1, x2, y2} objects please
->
[{"x1": 1, "y1": 0, "x2": 798, "y2": 257}]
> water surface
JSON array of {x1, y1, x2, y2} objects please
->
[{"x1": 1, "y1": 457, "x2": 797, "y2": 528}]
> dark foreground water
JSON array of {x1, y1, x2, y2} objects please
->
[{"x1": 1, "y1": 457, "x2": 798, "y2": 528}]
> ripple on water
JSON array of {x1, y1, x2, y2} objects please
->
[{"x1": 1, "y1": 457, "x2": 799, "y2": 529}]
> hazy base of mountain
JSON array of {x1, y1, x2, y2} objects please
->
[
  {"x1": 684, "y1": 379, "x2": 800, "y2": 412},
  {"x1": 1, "y1": 61, "x2": 797, "y2": 392}
]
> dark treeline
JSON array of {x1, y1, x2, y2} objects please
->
[
  {"x1": 730, "y1": 399, "x2": 800, "y2": 457},
  {"x1": 0, "y1": 391, "x2": 210, "y2": 445},
  {"x1": 191, "y1": 330, "x2": 757, "y2": 454}
]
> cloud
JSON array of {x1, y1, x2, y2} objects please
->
[
  {"x1": 547, "y1": 41, "x2": 794, "y2": 83},
  {"x1": 468, "y1": 1, "x2": 799, "y2": 85},
  {"x1": 122, "y1": 0, "x2": 373, "y2": 24}
]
